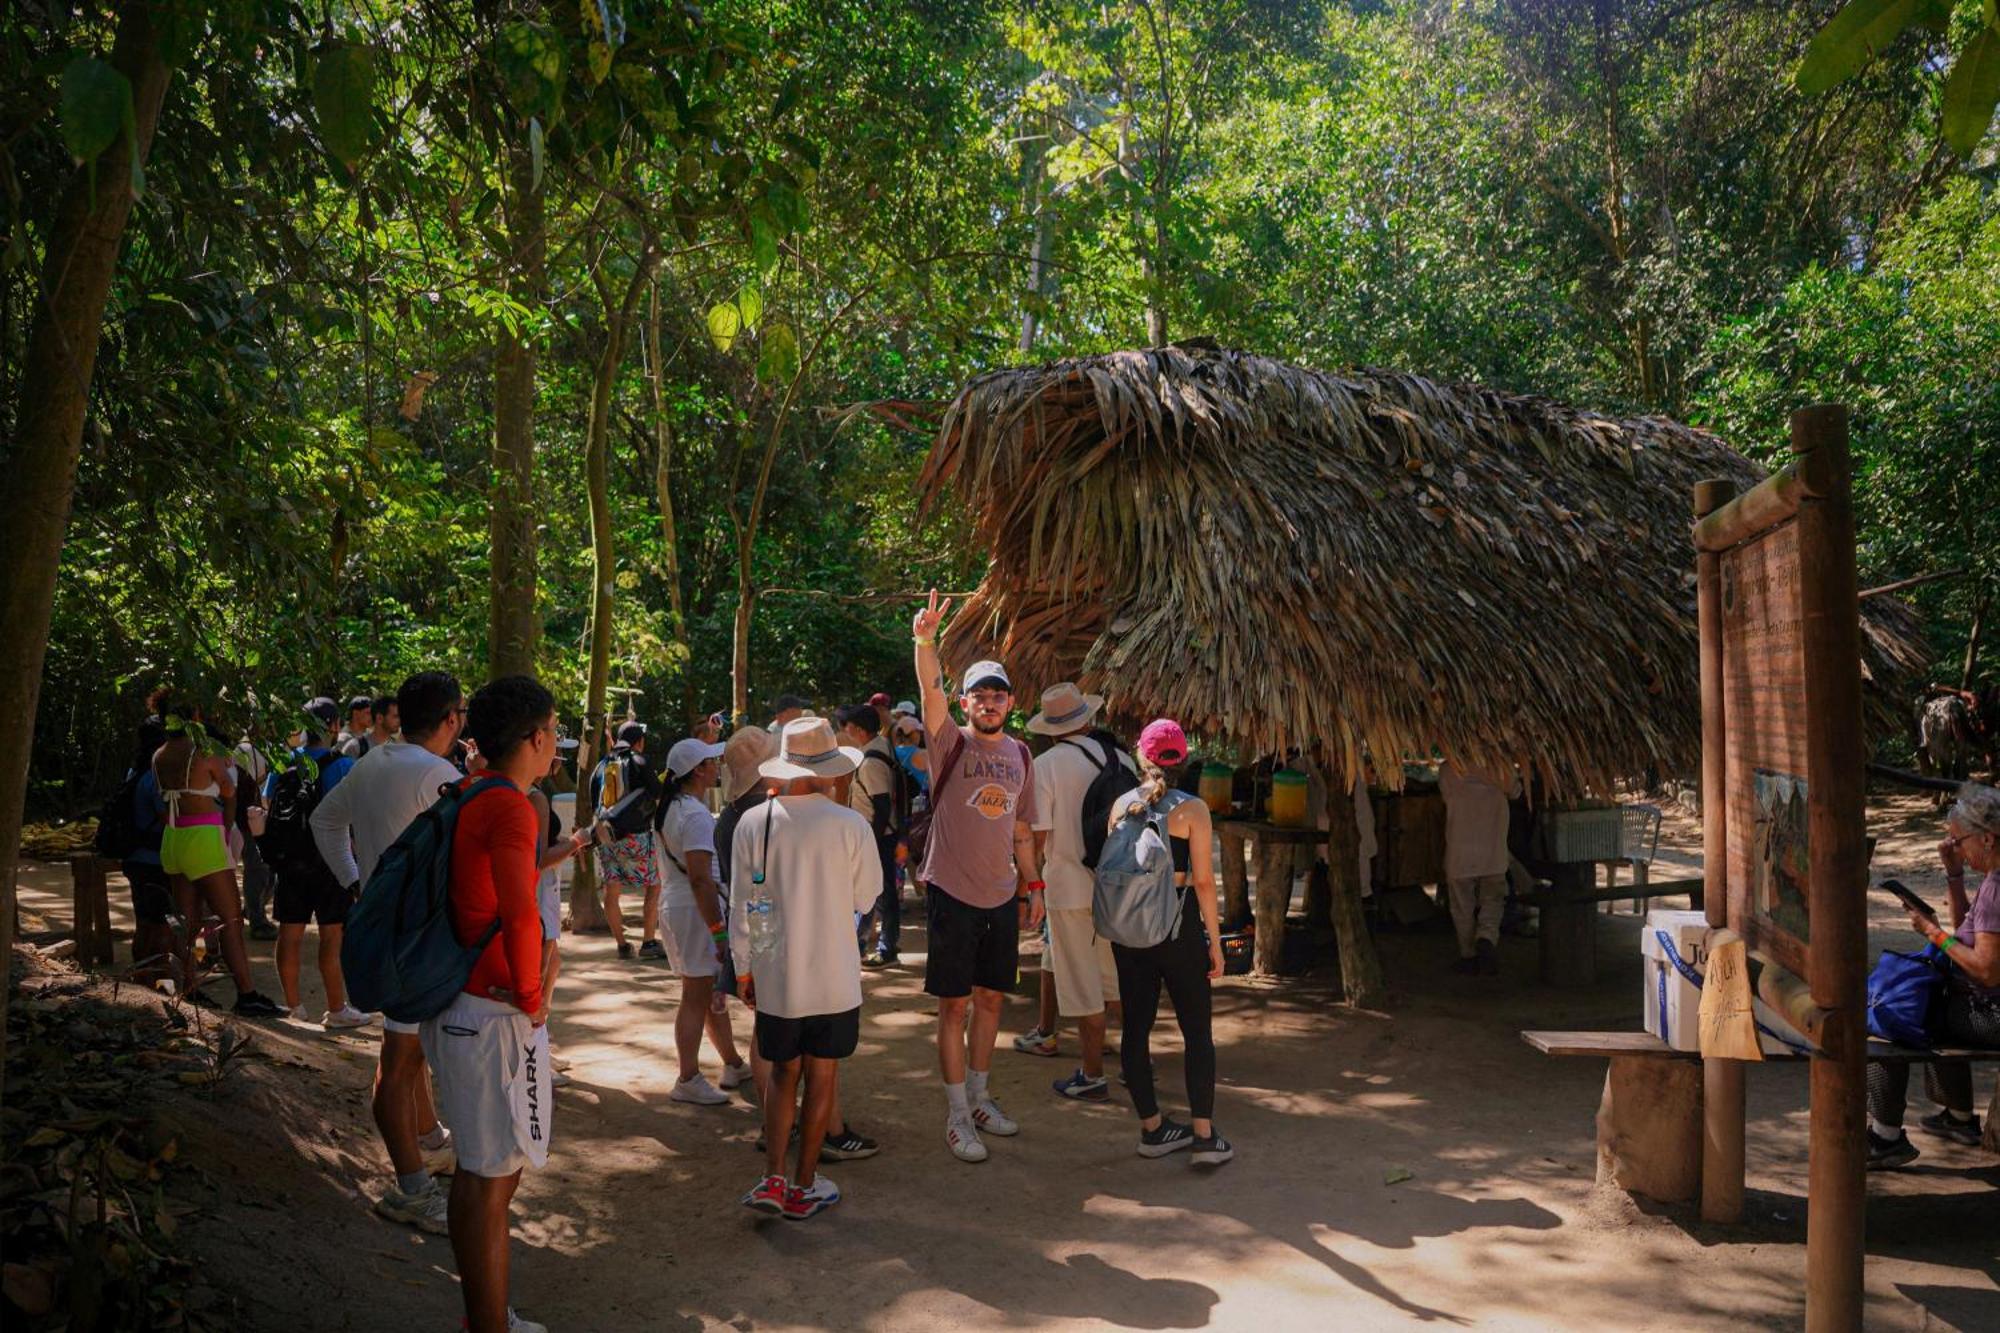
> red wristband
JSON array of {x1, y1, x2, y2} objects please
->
[{"x1": 1018, "y1": 881, "x2": 1045, "y2": 897}]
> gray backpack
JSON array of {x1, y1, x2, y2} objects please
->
[{"x1": 1092, "y1": 789, "x2": 1190, "y2": 948}]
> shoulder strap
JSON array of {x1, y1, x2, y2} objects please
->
[
  {"x1": 1059, "y1": 736, "x2": 1106, "y2": 772},
  {"x1": 929, "y1": 727, "x2": 967, "y2": 805}
]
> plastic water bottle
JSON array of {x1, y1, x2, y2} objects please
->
[{"x1": 746, "y1": 888, "x2": 778, "y2": 963}]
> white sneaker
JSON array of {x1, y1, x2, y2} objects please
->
[
  {"x1": 719, "y1": 1060, "x2": 754, "y2": 1091},
  {"x1": 946, "y1": 1114, "x2": 988, "y2": 1163},
  {"x1": 507, "y1": 1309, "x2": 548, "y2": 1333},
  {"x1": 285, "y1": 1005, "x2": 311, "y2": 1023},
  {"x1": 973, "y1": 1097, "x2": 1019, "y2": 1136},
  {"x1": 374, "y1": 1179, "x2": 450, "y2": 1234},
  {"x1": 420, "y1": 1127, "x2": 455, "y2": 1175},
  {"x1": 321, "y1": 1005, "x2": 372, "y2": 1030},
  {"x1": 670, "y1": 1073, "x2": 730, "y2": 1106}
]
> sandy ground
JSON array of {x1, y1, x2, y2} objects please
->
[{"x1": 13, "y1": 789, "x2": 2000, "y2": 1332}]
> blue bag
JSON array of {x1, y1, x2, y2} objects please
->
[
  {"x1": 341, "y1": 776, "x2": 509, "y2": 1024},
  {"x1": 1865, "y1": 945, "x2": 1947, "y2": 1047}
]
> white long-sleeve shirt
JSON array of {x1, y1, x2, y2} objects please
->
[
  {"x1": 1437, "y1": 761, "x2": 1516, "y2": 881},
  {"x1": 728, "y1": 793, "x2": 877, "y2": 1018},
  {"x1": 309, "y1": 740, "x2": 463, "y2": 887}
]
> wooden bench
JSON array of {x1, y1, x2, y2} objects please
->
[{"x1": 1522, "y1": 1029, "x2": 2000, "y2": 1204}]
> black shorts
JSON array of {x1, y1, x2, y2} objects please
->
[
  {"x1": 122, "y1": 861, "x2": 172, "y2": 925},
  {"x1": 273, "y1": 868, "x2": 355, "y2": 926},
  {"x1": 924, "y1": 885, "x2": 1020, "y2": 998},
  {"x1": 755, "y1": 1007, "x2": 861, "y2": 1063}
]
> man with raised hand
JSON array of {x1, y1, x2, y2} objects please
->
[
  {"x1": 911, "y1": 590, "x2": 1044, "y2": 1163},
  {"x1": 310, "y1": 671, "x2": 465, "y2": 1233}
]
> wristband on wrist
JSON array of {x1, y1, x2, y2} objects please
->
[
  {"x1": 914, "y1": 635, "x2": 936, "y2": 646},
  {"x1": 710, "y1": 922, "x2": 728, "y2": 939},
  {"x1": 1018, "y1": 880, "x2": 1045, "y2": 897}
]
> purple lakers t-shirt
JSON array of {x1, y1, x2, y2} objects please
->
[
  {"x1": 1964, "y1": 870, "x2": 2000, "y2": 998},
  {"x1": 918, "y1": 717, "x2": 1037, "y2": 909}
]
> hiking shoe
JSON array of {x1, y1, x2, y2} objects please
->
[
  {"x1": 782, "y1": 1174, "x2": 840, "y2": 1220},
  {"x1": 507, "y1": 1310, "x2": 547, "y2": 1333},
  {"x1": 1138, "y1": 1117, "x2": 1194, "y2": 1158},
  {"x1": 1866, "y1": 1129, "x2": 1919, "y2": 1171},
  {"x1": 638, "y1": 939, "x2": 667, "y2": 961},
  {"x1": 973, "y1": 1097, "x2": 1019, "y2": 1136},
  {"x1": 1053, "y1": 1069, "x2": 1110, "y2": 1101},
  {"x1": 1191, "y1": 1131, "x2": 1236, "y2": 1167},
  {"x1": 720, "y1": 1060, "x2": 754, "y2": 1091},
  {"x1": 375, "y1": 1180, "x2": 450, "y2": 1234},
  {"x1": 1919, "y1": 1109, "x2": 1983, "y2": 1146},
  {"x1": 322, "y1": 1004, "x2": 372, "y2": 1030},
  {"x1": 821, "y1": 1127, "x2": 879, "y2": 1161},
  {"x1": 1012, "y1": 1028, "x2": 1058, "y2": 1057},
  {"x1": 946, "y1": 1115, "x2": 989, "y2": 1163},
  {"x1": 742, "y1": 1173, "x2": 788, "y2": 1215},
  {"x1": 616, "y1": 940, "x2": 635, "y2": 960},
  {"x1": 671, "y1": 1073, "x2": 730, "y2": 1106},
  {"x1": 1475, "y1": 939, "x2": 1500, "y2": 977},
  {"x1": 232, "y1": 990, "x2": 287, "y2": 1018}
]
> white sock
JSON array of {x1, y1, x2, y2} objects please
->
[
  {"x1": 967, "y1": 1068, "x2": 990, "y2": 1103},
  {"x1": 945, "y1": 1081, "x2": 970, "y2": 1117},
  {"x1": 1869, "y1": 1117, "x2": 1903, "y2": 1139},
  {"x1": 418, "y1": 1124, "x2": 449, "y2": 1150}
]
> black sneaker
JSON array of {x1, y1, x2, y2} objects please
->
[
  {"x1": 616, "y1": 940, "x2": 635, "y2": 960},
  {"x1": 1053, "y1": 1069, "x2": 1110, "y2": 1101},
  {"x1": 638, "y1": 939, "x2": 667, "y2": 961},
  {"x1": 1138, "y1": 1117, "x2": 1194, "y2": 1158},
  {"x1": 1866, "y1": 1129, "x2": 1919, "y2": 1171},
  {"x1": 248, "y1": 921, "x2": 279, "y2": 941},
  {"x1": 232, "y1": 989, "x2": 287, "y2": 1018},
  {"x1": 1191, "y1": 1131, "x2": 1235, "y2": 1168},
  {"x1": 1918, "y1": 1109, "x2": 1983, "y2": 1146},
  {"x1": 1475, "y1": 939, "x2": 1499, "y2": 977},
  {"x1": 820, "y1": 1127, "x2": 880, "y2": 1161}
]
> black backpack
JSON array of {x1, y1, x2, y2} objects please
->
[
  {"x1": 258, "y1": 758, "x2": 331, "y2": 881},
  {"x1": 1065, "y1": 729, "x2": 1134, "y2": 871},
  {"x1": 94, "y1": 770, "x2": 150, "y2": 861},
  {"x1": 864, "y1": 747, "x2": 907, "y2": 837}
]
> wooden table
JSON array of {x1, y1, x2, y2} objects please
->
[{"x1": 1219, "y1": 820, "x2": 1321, "y2": 976}]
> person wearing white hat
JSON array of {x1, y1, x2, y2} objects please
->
[
  {"x1": 733, "y1": 717, "x2": 882, "y2": 1220},
  {"x1": 1025, "y1": 683, "x2": 1132, "y2": 1100},
  {"x1": 657, "y1": 736, "x2": 752, "y2": 1105}
]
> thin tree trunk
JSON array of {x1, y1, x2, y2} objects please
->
[
  {"x1": 1326, "y1": 772, "x2": 1385, "y2": 1008},
  {"x1": 1018, "y1": 132, "x2": 1052, "y2": 354},
  {"x1": 645, "y1": 281, "x2": 694, "y2": 727},
  {"x1": 488, "y1": 133, "x2": 544, "y2": 677},
  {"x1": 1960, "y1": 587, "x2": 1987, "y2": 692},
  {"x1": 0, "y1": 2, "x2": 169, "y2": 1100}
]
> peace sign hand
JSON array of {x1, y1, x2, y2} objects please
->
[{"x1": 913, "y1": 588, "x2": 951, "y2": 642}]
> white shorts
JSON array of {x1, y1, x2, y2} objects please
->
[
  {"x1": 660, "y1": 891, "x2": 719, "y2": 979},
  {"x1": 537, "y1": 870, "x2": 562, "y2": 940},
  {"x1": 420, "y1": 992, "x2": 552, "y2": 1177},
  {"x1": 1046, "y1": 905, "x2": 1118, "y2": 1018}
]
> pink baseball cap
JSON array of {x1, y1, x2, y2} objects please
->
[{"x1": 1137, "y1": 718, "x2": 1189, "y2": 766}]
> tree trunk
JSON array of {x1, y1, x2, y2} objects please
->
[
  {"x1": 731, "y1": 574, "x2": 755, "y2": 723},
  {"x1": 488, "y1": 133, "x2": 544, "y2": 677},
  {"x1": 0, "y1": 2, "x2": 170, "y2": 1103},
  {"x1": 1959, "y1": 586, "x2": 1986, "y2": 692},
  {"x1": 645, "y1": 281, "x2": 694, "y2": 727},
  {"x1": 1018, "y1": 132, "x2": 1052, "y2": 354},
  {"x1": 1327, "y1": 775, "x2": 1385, "y2": 1008}
]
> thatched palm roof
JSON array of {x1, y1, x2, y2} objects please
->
[{"x1": 922, "y1": 346, "x2": 1925, "y2": 790}]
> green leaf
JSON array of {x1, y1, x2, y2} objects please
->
[
  {"x1": 749, "y1": 210, "x2": 778, "y2": 274},
  {"x1": 756, "y1": 322, "x2": 799, "y2": 386},
  {"x1": 313, "y1": 41, "x2": 377, "y2": 168},
  {"x1": 767, "y1": 180, "x2": 809, "y2": 234},
  {"x1": 1942, "y1": 26, "x2": 2000, "y2": 155},
  {"x1": 59, "y1": 56, "x2": 131, "y2": 164},
  {"x1": 1796, "y1": 0, "x2": 1925, "y2": 97},
  {"x1": 705, "y1": 301, "x2": 741, "y2": 352},
  {"x1": 529, "y1": 117, "x2": 545, "y2": 193},
  {"x1": 735, "y1": 285, "x2": 763, "y2": 330}
]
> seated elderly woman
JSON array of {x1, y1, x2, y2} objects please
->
[{"x1": 1867, "y1": 782, "x2": 2000, "y2": 1169}]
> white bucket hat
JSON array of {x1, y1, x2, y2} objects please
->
[
  {"x1": 760, "y1": 716, "x2": 864, "y2": 780},
  {"x1": 1027, "y1": 682, "x2": 1105, "y2": 736}
]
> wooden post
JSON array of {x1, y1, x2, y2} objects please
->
[
  {"x1": 1598, "y1": 1055, "x2": 1703, "y2": 1204},
  {"x1": 1326, "y1": 778, "x2": 1384, "y2": 1007},
  {"x1": 1695, "y1": 477, "x2": 1746, "y2": 1226},
  {"x1": 1252, "y1": 835, "x2": 1292, "y2": 976},
  {"x1": 1220, "y1": 826, "x2": 1249, "y2": 928},
  {"x1": 1537, "y1": 863, "x2": 1596, "y2": 987},
  {"x1": 1794, "y1": 405, "x2": 1868, "y2": 1333},
  {"x1": 68, "y1": 854, "x2": 111, "y2": 967}
]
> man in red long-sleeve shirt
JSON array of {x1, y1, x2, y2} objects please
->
[{"x1": 420, "y1": 675, "x2": 558, "y2": 1333}]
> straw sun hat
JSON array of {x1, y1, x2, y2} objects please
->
[
  {"x1": 760, "y1": 716, "x2": 864, "y2": 781},
  {"x1": 722, "y1": 726, "x2": 779, "y2": 802},
  {"x1": 1026, "y1": 682, "x2": 1105, "y2": 737}
]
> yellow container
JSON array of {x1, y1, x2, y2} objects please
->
[
  {"x1": 1199, "y1": 763, "x2": 1234, "y2": 814},
  {"x1": 1268, "y1": 769, "x2": 1309, "y2": 827}
]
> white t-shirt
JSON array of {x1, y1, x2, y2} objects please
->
[
  {"x1": 848, "y1": 736, "x2": 895, "y2": 829},
  {"x1": 309, "y1": 740, "x2": 463, "y2": 886},
  {"x1": 1031, "y1": 733, "x2": 1135, "y2": 911},
  {"x1": 728, "y1": 794, "x2": 877, "y2": 1018},
  {"x1": 657, "y1": 794, "x2": 718, "y2": 904},
  {"x1": 1438, "y1": 762, "x2": 1516, "y2": 880}
]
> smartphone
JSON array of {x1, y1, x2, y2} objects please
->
[{"x1": 1879, "y1": 878, "x2": 1936, "y2": 920}]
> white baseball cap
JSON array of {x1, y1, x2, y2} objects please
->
[{"x1": 664, "y1": 736, "x2": 725, "y2": 779}]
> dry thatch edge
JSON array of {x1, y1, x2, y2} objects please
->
[{"x1": 922, "y1": 347, "x2": 1926, "y2": 793}]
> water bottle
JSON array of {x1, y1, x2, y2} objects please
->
[{"x1": 746, "y1": 886, "x2": 778, "y2": 962}]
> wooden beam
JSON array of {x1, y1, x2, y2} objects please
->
[{"x1": 1693, "y1": 464, "x2": 1804, "y2": 552}]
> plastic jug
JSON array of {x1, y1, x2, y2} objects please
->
[
  {"x1": 1268, "y1": 769, "x2": 1309, "y2": 827},
  {"x1": 1199, "y1": 763, "x2": 1235, "y2": 814}
]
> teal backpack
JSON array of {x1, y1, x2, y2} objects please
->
[{"x1": 1091, "y1": 790, "x2": 1191, "y2": 948}]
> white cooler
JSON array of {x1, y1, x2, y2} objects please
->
[{"x1": 1641, "y1": 908, "x2": 1812, "y2": 1055}]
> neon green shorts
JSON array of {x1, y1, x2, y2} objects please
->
[{"x1": 161, "y1": 819, "x2": 230, "y2": 881}]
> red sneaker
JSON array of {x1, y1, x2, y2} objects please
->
[
  {"x1": 781, "y1": 1174, "x2": 840, "y2": 1220},
  {"x1": 741, "y1": 1173, "x2": 787, "y2": 1215}
]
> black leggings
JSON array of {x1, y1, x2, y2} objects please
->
[
  {"x1": 1112, "y1": 892, "x2": 1216, "y2": 1122},
  {"x1": 1866, "y1": 988, "x2": 2000, "y2": 1126}
]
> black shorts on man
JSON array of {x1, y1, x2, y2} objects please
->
[
  {"x1": 923, "y1": 885, "x2": 1020, "y2": 998},
  {"x1": 273, "y1": 868, "x2": 356, "y2": 926},
  {"x1": 123, "y1": 860, "x2": 172, "y2": 925},
  {"x1": 755, "y1": 1007, "x2": 861, "y2": 1063}
]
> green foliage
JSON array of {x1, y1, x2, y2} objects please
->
[
  {"x1": 311, "y1": 39, "x2": 376, "y2": 168},
  {"x1": 1798, "y1": 0, "x2": 1999, "y2": 154},
  {"x1": 58, "y1": 55, "x2": 130, "y2": 164}
]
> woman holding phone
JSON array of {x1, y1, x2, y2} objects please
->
[{"x1": 1867, "y1": 782, "x2": 2000, "y2": 1169}]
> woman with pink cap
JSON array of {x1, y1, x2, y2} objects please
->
[{"x1": 1109, "y1": 718, "x2": 1233, "y2": 1166}]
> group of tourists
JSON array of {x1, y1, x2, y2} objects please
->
[{"x1": 101, "y1": 589, "x2": 1242, "y2": 1333}]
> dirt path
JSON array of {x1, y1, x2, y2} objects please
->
[{"x1": 13, "y1": 789, "x2": 2000, "y2": 1331}]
